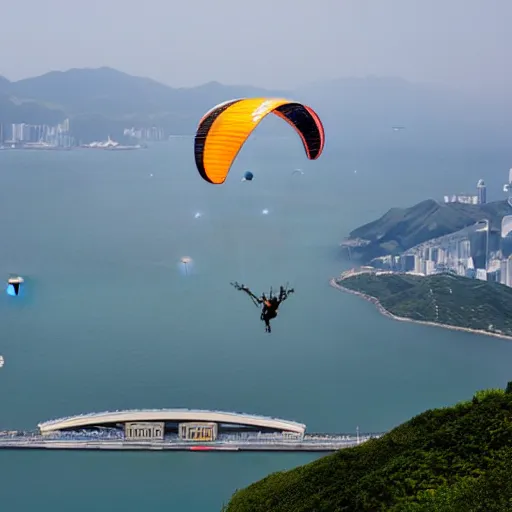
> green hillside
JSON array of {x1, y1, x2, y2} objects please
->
[
  {"x1": 338, "y1": 272, "x2": 512, "y2": 336},
  {"x1": 224, "y1": 385, "x2": 512, "y2": 512}
]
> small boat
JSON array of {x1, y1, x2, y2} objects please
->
[{"x1": 0, "y1": 356, "x2": 4, "y2": 368}]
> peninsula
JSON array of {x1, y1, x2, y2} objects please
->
[
  {"x1": 331, "y1": 269, "x2": 512, "y2": 340},
  {"x1": 223, "y1": 383, "x2": 512, "y2": 511},
  {"x1": 342, "y1": 198, "x2": 510, "y2": 264}
]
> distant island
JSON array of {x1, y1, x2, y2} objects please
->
[
  {"x1": 223, "y1": 383, "x2": 512, "y2": 511},
  {"x1": 342, "y1": 198, "x2": 511, "y2": 265},
  {"x1": 331, "y1": 268, "x2": 512, "y2": 340}
]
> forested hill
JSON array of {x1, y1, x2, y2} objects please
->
[
  {"x1": 223, "y1": 384, "x2": 512, "y2": 512},
  {"x1": 338, "y1": 271, "x2": 512, "y2": 337}
]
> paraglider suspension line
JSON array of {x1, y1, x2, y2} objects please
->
[{"x1": 230, "y1": 281, "x2": 261, "y2": 307}]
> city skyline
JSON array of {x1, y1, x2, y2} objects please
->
[
  {"x1": 371, "y1": 172, "x2": 512, "y2": 288},
  {"x1": 0, "y1": 121, "x2": 165, "y2": 148}
]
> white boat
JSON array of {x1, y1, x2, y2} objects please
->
[{"x1": 0, "y1": 356, "x2": 4, "y2": 368}]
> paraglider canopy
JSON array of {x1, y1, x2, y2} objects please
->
[
  {"x1": 242, "y1": 171, "x2": 254, "y2": 182},
  {"x1": 194, "y1": 97, "x2": 325, "y2": 185}
]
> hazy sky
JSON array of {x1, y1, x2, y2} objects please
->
[{"x1": 1, "y1": 0, "x2": 510, "y2": 93}]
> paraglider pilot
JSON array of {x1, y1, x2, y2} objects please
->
[{"x1": 231, "y1": 282, "x2": 294, "y2": 333}]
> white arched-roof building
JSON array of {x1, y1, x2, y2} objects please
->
[{"x1": 38, "y1": 409, "x2": 306, "y2": 437}]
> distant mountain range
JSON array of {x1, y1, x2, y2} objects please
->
[
  {"x1": 0, "y1": 67, "x2": 288, "y2": 142},
  {"x1": 0, "y1": 67, "x2": 510, "y2": 145}
]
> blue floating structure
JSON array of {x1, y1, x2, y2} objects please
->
[
  {"x1": 242, "y1": 171, "x2": 254, "y2": 182},
  {"x1": 6, "y1": 276, "x2": 23, "y2": 297}
]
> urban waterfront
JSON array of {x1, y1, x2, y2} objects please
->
[
  {"x1": 0, "y1": 121, "x2": 167, "y2": 149},
  {"x1": 1, "y1": 140, "x2": 512, "y2": 511},
  {"x1": 369, "y1": 172, "x2": 512, "y2": 288}
]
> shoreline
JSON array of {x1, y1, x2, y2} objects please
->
[{"x1": 329, "y1": 277, "x2": 512, "y2": 342}]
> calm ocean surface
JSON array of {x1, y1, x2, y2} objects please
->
[{"x1": 1, "y1": 136, "x2": 512, "y2": 511}]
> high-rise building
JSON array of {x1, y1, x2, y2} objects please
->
[
  {"x1": 457, "y1": 239, "x2": 471, "y2": 260},
  {"x1": 504, "y1": 169, "x2": 512, "y2": 207},
  {"x1": 501, "y1": 216, "x2": 512, "y2": 258},
  {"x1": 58, "y1": 119, "x2": 70, "y2": 133},
  {"x1": 469, "y1": 221, "x2": 489, "y2": 269},
  {"x1": 425, "y1": 260, "x2": 436, "y2": 275},
  {"x1": 10, "y1": 123, "x2": 32, "y2": 142},
  {"x1": 414, "y1": 257, "x2": 424, "y2": 274},
  {"x1": 500, "y1": 260, "x2": 508, "y2": 285},
  {"x1": 477, "y1": 179, "x2": 487, "y2": 204},
  {"x1": 507, "y1": 256, "x2": 512, "y2": 287},
  {"x1": 401, "y1": 254, "x2": 415, "y2": 271},
  {"x1": 444, "y1": 194, "x2": 478, "y2": 204},
  {"x1": 487, "y1": 270, "x2": 500, "y2": 283}
]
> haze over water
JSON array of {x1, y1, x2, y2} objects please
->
[{"x1": 1, "y1": 136, "x2": 512, "y2": 511}]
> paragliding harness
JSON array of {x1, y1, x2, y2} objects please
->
[{"x1": 230, "y1": 282, "x2": 295, "y2": 330}]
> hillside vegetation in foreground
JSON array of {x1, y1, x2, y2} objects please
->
[
  {"x1": 223, "y1": 384, "x2": 512, "y2": 511},
  {"x1": 339, "y1": 272, "x2": 512, "y2": 337}
]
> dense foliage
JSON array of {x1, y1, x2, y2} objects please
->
[
  {"x1": 339, "y1": 272, "x2": 512, "y2": 336},
  {"x1": 223, "y1": 386, "x2": 512, "y2": 511},
  {"x1": 347, "y1": 199, "x2": 510, "y2": 263}
]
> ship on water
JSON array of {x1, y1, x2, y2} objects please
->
[{"x1": 81, "y1": 136, "x2": 142, "y2": 150}]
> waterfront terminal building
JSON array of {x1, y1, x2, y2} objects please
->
[
  {"x1": 37, "y1": 409, "x2": 307, "y2": 443},
  {"x1": 0, "y1": 409, "x2": 383, "y2": 451}
]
